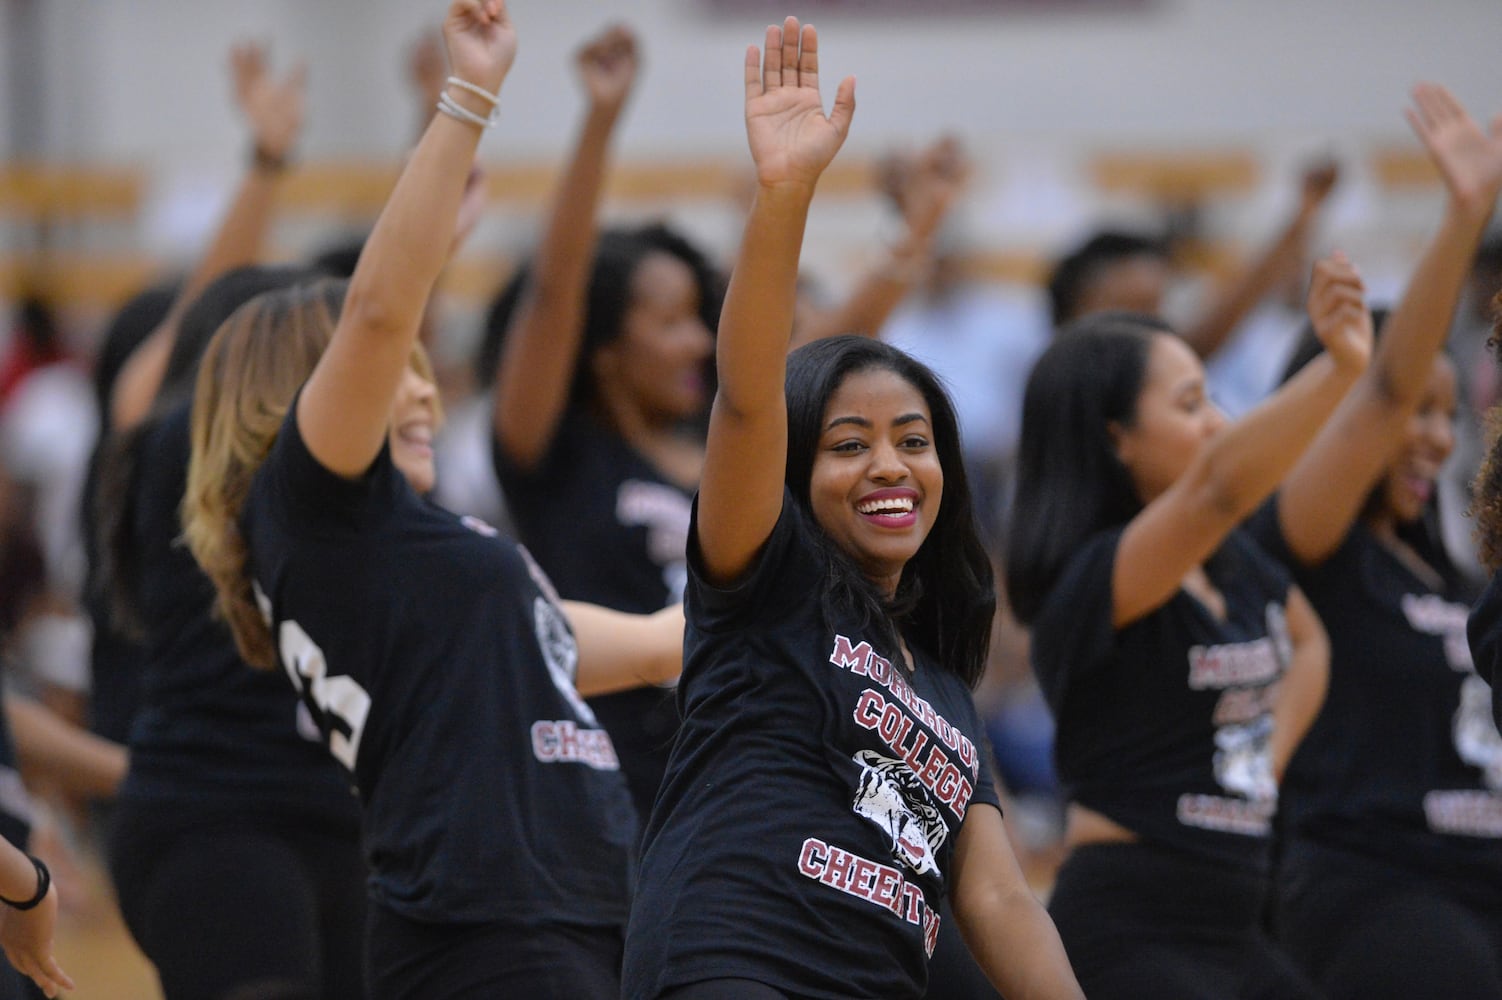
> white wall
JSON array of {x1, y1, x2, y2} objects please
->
[
  {"x1": 32, "y1": 0, "x2": 1502, "y2": 162},
  {"x1": 14, "y1": 0, "x2": 1502, "y2": 290}
]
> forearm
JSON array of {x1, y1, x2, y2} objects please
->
[
  {"x1": 718, "y1": 184, "x2": 816, "y2": 415},
  {"x1": 1270, "y1": 648, "x2": 1327, "y2": 783},
  {"x1": 791, "y1": 233, "x2": 930, "y2": 348},
  {"x1": 1374, "y1": 200, "x2": 1494, "y2": 403},
  {"x1": 1196, "y1": 353, "x2": 1359, "y2": 517},
  {"x1": 958, "y1": 890, "x2": 1084, "y2": 1000},
  {"x1": 494, "y1": 103, "x2": 625, "y2": 459},
  {"x1": 1182, "y1": 206, "x2": 1314, "y2": 360},
  {"x1": 344, "y1": 110, "x2": 484, "y2": 345},
  {"x1": 563, "y1": 601, "x2": 683, "y2": 696},
  {"x1": 6, "y1": 696, "x2": 127, "y2": 800},
  {"x1": 110, "y1": 164, "x2": 284, "y2": 430}
]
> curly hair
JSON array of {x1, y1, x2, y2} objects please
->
[{"x1": 1472, "y1": 290, "x2": 1502, "y2": 570}]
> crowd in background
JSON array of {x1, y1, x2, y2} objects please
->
[{"x1": 0, "y1": 4, "x2": 1496, "y2": 997}]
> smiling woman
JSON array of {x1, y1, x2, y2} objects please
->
[{"x1": 621, "y1": 16, "x2": 1083, "y2": 1000}]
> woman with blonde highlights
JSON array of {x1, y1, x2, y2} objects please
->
[{"x1": 185, "y1": 5, "x2": 681, "y2": 996}]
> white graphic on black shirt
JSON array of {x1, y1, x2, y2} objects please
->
[
  {"x1": 851, "y1": 749, "x2": 946, "y2": 877},
  {"x1": 1212, "y1": 714, "x2": 1277, "y2": 803},
  {"x1": 615, "y1": 479, "x2": 690, "y2": 603},
  {"x1": 1454, "y1": 675, "x2": 1502, "y2": 790},
  {"x1": 1395, "y1": 591, "x2": 1502, "y2": 836},
  {"x1": 1176, "y1": 602, "x2": 1285, "y2": 836}
]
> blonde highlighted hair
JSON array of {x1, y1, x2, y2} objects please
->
[{"x1": 183, "y1": 278, "x2": 444, "y2": 671}]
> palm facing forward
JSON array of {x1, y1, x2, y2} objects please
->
[{"x1": 744, "y1": 17, "x2": 856, "y2": 191}]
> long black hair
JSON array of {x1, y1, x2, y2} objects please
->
[
  {"x1": 1279, "y1": 308, "x2": 1471, "y2": 595},
  {"x1": 784, "y1": 336, "x2": 995, "y2": 688},
  {"x1": 476, "y1": 222, "x2": 723, "y2": 409},
  {"x1": 1006, "y1": 312, "x2": 1173, "y2": 624},
  {"x1": 95, "y1": 265, "x2": 322, "y2": 636}
]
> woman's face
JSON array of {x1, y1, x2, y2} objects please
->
[
  {"x1": 809, "y1": 367, "x2": 943, "y2": 597},
  {"x1": 1378, "y1": 355, "x2": 1457, "y2": 525},
  {"x1": 388, "y1": 365, "x2": 441, "y2": 495},
  {"x1": 1112, "y1": 333, "x2": 1226, "y2": 504},
  {"x1": 596, "y1": 252, "x2": 714, "y2": 422}
]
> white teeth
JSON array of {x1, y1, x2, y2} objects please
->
[{"x1": 857, "y1": 497, "x2": 914, "y2": 515}]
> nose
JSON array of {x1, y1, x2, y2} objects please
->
[
  {"x1": 1421, "y1": 409, "x2": 1455, "y2": 459},
  {"x1": 1205, "y1": 401, "x2": 1228, "y2": 438},
  {"x1": 868, "y1": 440, "x2": 909, "y2": 484},
  {"x1": 686, "y1": 317, "x2": 714, "y2": 359}
]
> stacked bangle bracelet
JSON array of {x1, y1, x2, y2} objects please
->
[{"x1": 437, "y1": 75, "x2": 500, "y2": 130}]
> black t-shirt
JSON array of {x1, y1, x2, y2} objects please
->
[
  {"x1": 494, "y1": 411, "x2": 691, "y2": 817},
  {"x1": 1250, "y1": 502, "x2": 1502, "y2": 900},
  {"x1": 1470, "y1": 571, "x2": 1502, "y2": 732},
  {"x1": 624, "y1": 495, "x2": 1000, "y2": 1000},
  {"x1": 121, "y1": 404, "x2": 357, "y2": 833},
  {"x1": 244, "y1": 402, "x2": 637, "y2": 925},
  {"x1": 1031, "y1": 527, "x2": 1292, "y2": 870}
]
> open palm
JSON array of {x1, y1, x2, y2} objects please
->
[
  {"x1": 744, "y1": 18, "x2": 855, "y2": 190},
  {"x1": 1407, "y1": 83, "x2": 1502, "y2": 213}
]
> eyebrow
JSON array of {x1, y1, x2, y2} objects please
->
[{"x1": 823, "y1": 413, "x2": 930, "y2": 432}]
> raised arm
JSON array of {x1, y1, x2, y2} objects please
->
[
  {"x1": 1112, "y1": 253, "x2": 1371, "y2": 627},
  {"x1": 951, "y1": 805, "x2": 1084, "y2": 999},
  {"x1": 491, "y1": 25, "x2": 638, "y2": 471},
  {"x1": 298, "y1": 1, "x2": 515, "y2": 481},
  {"x1": 111, "y1": 43, "x2": 305, "y2": 431},
  {"x1": 1179, "y1": 160, "x2": 1338, "y2": 360},
  {"x1": 790, "y1": 134, "x2": 967, "y2": 347},
  {"x1": 1276, "y1": 84, "x2": 1502, "y2": 566},
  {"x1": 563, "y1": 601, "x2": 683, "y2": 696},
  {"x1": 698, "y1": 18, "x2": 855, "y2": 585}
]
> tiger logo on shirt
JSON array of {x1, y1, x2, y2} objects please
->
[{"x1": 851, "y1": 749, "x2": 947, "y2": 877}]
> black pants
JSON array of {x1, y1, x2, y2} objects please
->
[
  {"x1": 108, "y1": 798, "x2": 367, "y2": 1000},
  {"x1": 1048, "y1": 841, "x2": 1320, "y2": 1000},
  {"x1": 1276, "y1": 847, "x2": 1502, "y2": 1000},
  {"x1": 366, "y1": 905, "x2": 623, "y2": 1000}
]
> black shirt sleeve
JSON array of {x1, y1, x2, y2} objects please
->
[
  {"x1": 1030, "y1": 528, "x2": 1123, "y2": 714},
  {"x1": 685, "y1": 489, "x2": 823, "y2": 635}
]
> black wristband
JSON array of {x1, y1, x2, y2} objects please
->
[
  {"x1": 0, "y1": 854, "x2": 49, "y2": 911},
  {"x1": 251, "y1": 143, "x2": 289, "y2": 174}
]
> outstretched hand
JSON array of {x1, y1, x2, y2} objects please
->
[
  {"x1": 743, "y1": 17, "x2": 855, "y2": 192},
  {"x1": 443, "y1": 0, "x2": 517, "y2": 98},
  {"x1": 230, "y1": 42, "x2": 306, "y2": 163},
  {"x1": 577, "y1": 24, "x2": 638, "y2": 111},
  {"x1": 0, "y1": 889, "x2": 72, "y2": 998},
  {"x1": 897, "y1": 135, "x2": 970, "y2": 242},
  {"x1": 1306, "y1": 251, "x2": 1373, "y2": 374},
  {"x1": 1405, "y1": 83, "x2": 1502, "y2": 217}
]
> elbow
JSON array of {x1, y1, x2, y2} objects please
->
[{"x1": 1190, "y1": 451, "x2": 1256, "y2": 524}]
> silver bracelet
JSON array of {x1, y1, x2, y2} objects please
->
[
  {"x1": 436, "y1": 91, "x2": 497, "y2": 130},
  {"x1": 445, "y1": 75, "x2": 500, "y2": 109}
]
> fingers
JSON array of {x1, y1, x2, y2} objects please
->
[
  {"x1": 797, "y1": 22, "x2": 819, "y2": 92},
  {"x1": 761, "y1": 24, "x2": 781, "y2": 93},
  {"x1": 1308, "y1": 252, "x2": 1365, "y2": 323},
  {"x1": 744, "y1": 44, "x2": 762, "y2": 102},
  {"x1": 829, "y1": 75, "x2": 857, "y2": 140},
  {"x1": 780, "y1": 16, "x2": 799, "y2": 88}
]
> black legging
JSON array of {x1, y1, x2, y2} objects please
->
[
  {"x1": 1276, "y1": 847, "x2": 1502, "y2": 1000},
  {"x1": 1049, "y1": 841, "x2": 1321, "y2": 1000},
  {"x1": 109, "y1": 799, "x2": 366, "y2": 1000}
]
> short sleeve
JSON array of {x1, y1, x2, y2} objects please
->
[
  {"x1": 256, "y1": 391, "x2": 403, "y2": 532},
  {"x1": 685, "y1": 488, "x2": 825, "y2": 634},
  {"x1": 1029, "y1": 528, "x2": 1123, "y2": 715},
  {"x1": 1244, "y1": 494, "x2": 1361, "y2": 596}
]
